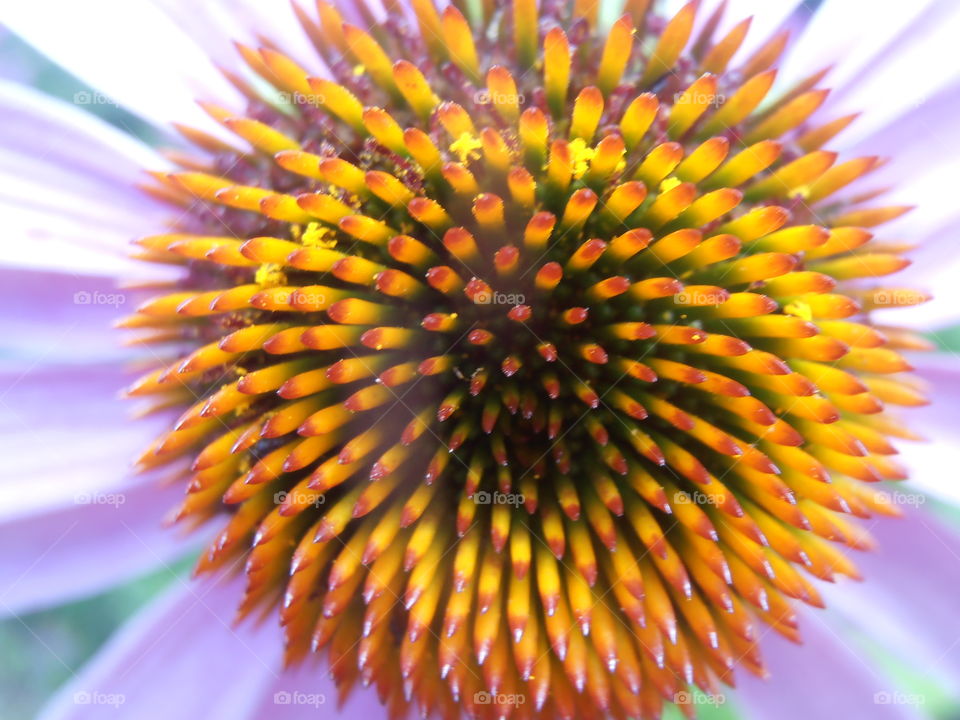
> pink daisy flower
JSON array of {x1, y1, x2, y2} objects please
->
[{"x1": 2, "y1": 1, "x2": 960, "y2": 719}]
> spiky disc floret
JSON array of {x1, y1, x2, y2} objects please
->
[{"x1": 127, "y1": 1, "x2": 930, "y2": 718}]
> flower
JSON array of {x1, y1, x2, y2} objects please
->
[{"x1": 2, "y1": 1, "x2": 960, "y2": 719}]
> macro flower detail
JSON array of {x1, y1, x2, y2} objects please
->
[{"x1": 119, "y1": 1, "x2": 930, "y2": 718}]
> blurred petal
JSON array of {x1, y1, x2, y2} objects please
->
[
  {"x1": 887, "y1": 354, "x2": 960, "y2": 504},
  {"x1": 0, "y1": 81, "x2": 162, "y2": 189},
  {"x1": 846, "y1": 82, "x2": 960, "y2": 226},
  {"x1": 738, "y1": 619, "x2": 923, "y2": 720},
  {"x1": 845, "y1": 81, "x2": 960, "y2": 330},
  {"x1": 38, "y1": 572, "x2": 387, "y2": 720},
  {"x1": 37, "y1": 573, "x2": 274, "y2": 720},
  {"x1": 822, "y1": 511, "x2": 960, "y2": 688},
  {"x1": 0, "y1": 81, "x2": 177, "y2": 278},
  {"x1": 778, "y1": 0, "x2": 943, "y2": 108},
  {"x1": 737, "y1": 360, "x2": 960, "y2": 718},
  {"x1": 0, "y1": 361, "x2": 173, "y2": 520},
  {"x1": 250, "y1": 653, "x2": 387, "y2": 719},
  {"x1": 870, "y1": 217, "x2": 960, "y2": 331},
  {"x1": 149, "y1": 0, "x2": 328, "y2": 68},
  {"x1": 0, "y1": 474, "x2": 193, "y2": 617},
  {"x1": 880, "y1": 247, "x2": 960, "y2": 330},
  {"x1": 3, "y1": 0, "x2": 240, "y2": 135},
  {"x1": 822, "y1": 1, "x2": 960, "y2": 144},
  {"x1": 0, "y1": 270, "x2": 152, "y2": 362}
]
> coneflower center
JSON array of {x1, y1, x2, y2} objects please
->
[{"x1": 126, "y1": 1, "x2": 926, "y2": 718}]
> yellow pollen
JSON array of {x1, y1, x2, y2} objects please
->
[
  {"x1": 450, "y1": 132, "x2": 483, "y2": 163},
  {"x1": 255, "y1": 263, "x2": 286, "y2": 287},
  {"x1": 301, "y1": 221, "x2": 337, "y2": 248},
  {"x1": 352, "y1": 64, "x2": 365, "y2": 77},
  {"x1": 568, "y1": 138, "x2": 595, "y2": 179}
]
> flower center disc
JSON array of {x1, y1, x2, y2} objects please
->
[{"x1": 124, "y1": 1, "x2": 926, "y2": 718}]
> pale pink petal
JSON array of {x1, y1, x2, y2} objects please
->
[
  {"x1": 37, "y1": 573, "x2": 275, "y2": 720},
  {"x1": 147, "y1": 0, "x2": 419, "y2": 84},
  {"x1": 777, "y1": 0, "x2": 943, "y2": 110},
  {"x1": 843, "y1": 81, "x2": 960, "y2": 240},
  {"x1": 252, "y1": 654, "x2": 392, "y2": 719},
  {"x1": 881, "y1": 237, "x2": 960, "y2": 330},
  {"x1": 883, "y1": 354, "x2": 960, "y2": 505},
  {"x1": 0, "y1": 270, "x2": 152, "y2": 362},
  {"x1": 738, "y1": 357, "x2": 960, "y2": 715},
  {"x1": 0, "y1": 81, "x2": 178, "y2": 279},
  {"x1": 737, "y1": 618, "x2": 923, "y2": 720},
  {"x1": 38, "y1": 572, "x2": 387, "y2": 720},
  {"x1": 147, "y1": 0, "x2": 325, "y2": 70},
  {"x1": 0, "y1": 473, "x2": 196, "y2": 617},
  {"x1": 0, "y1": 82, "x2": 164, "y2": 190},
  {"x1": 0, "y1": 361, "x2": 173, "y2": 519},
  {"x1": 0, "y1": 355, "x2": 204, "y2": 615},
  {"x1": 835, "y1": 80, "x2": 960, "y2": 330},
  {"x1": 742, "y1": 509, "x2": 960, "y2": 718},
  {"x1": 821, "y1": 511, "x2": 960, "y2": 687},
  {"x1": 822, "y1": 2, "x2": 960, "y2": 144},
  {"x1": 848, "y1": 81, "x2": 960, "y2": 178},
  {"x1": 4, "y1": 0, "x2": 241, "y2": 135}
]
